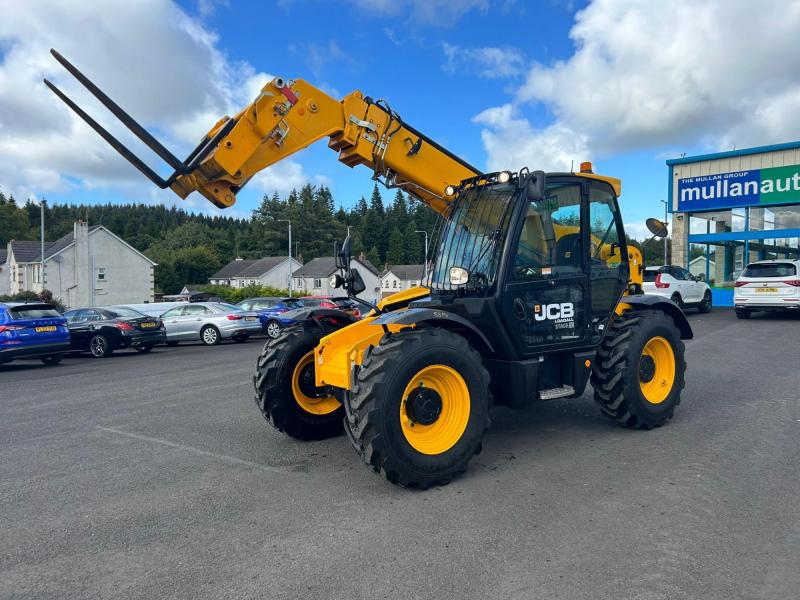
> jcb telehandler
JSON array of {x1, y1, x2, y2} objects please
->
[{"x1": 46, "y1": 49, "x2": 692, "y2": 488}]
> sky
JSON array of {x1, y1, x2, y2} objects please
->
[{"x1": 3, "y1": 0, "x2": 800, "y2": 239}]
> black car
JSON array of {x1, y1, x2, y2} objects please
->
[{"x1": 63, "y1": 306, "x2": 166, "y2": 357}]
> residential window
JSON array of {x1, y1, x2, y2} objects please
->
[
  {"x1": 97, "y1": 267, "x2": 106, "y2": 281},
  {"x1": 392, "y1": 280, "x2": 397, "y2": 288},
  {"x1": 313, "y1": 278, "x2": 322, "y2": 288}
]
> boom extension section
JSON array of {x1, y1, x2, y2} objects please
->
[{"x1": 45, "y1": 49, "x2": 479, "y2": 211}]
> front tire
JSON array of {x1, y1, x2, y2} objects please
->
[
  {"x1": 344, "y1": 329, "x2": 490, "y2": 489},
  {"x1": 698, "y1": 290, "x2": 712, "y2": 313},
  {"x1": 253, "y1": 324, "x2": 344, "y2": 440},
  {"x1": 89, "y1": 334, "x2": 113, "y2": 358},
  {"x1": 591, "y1": 309, "x2": 686, "y2": 429},
  {"x1": 200, "y1": 325, "x2": 221, "y2": 346}
]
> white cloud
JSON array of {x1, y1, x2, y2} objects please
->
[
  {"x1": 442, "y1": 43, "x2": 525, "y2": 78},
  {"x1": 475, "y1": 0, "x2": 800, "y2": 171},
  {"x1": 473, "y1": 104, "x2": 590, "y2": 172},
  {"x1": 0, "y1": 0, "x2": 313, "y2": 208},
  {"x1": 348, "y1": 0, "x2": 489, "y2": 25}
]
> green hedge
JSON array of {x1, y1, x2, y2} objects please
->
[{"x1": 198, "y1": 284, "x2": 293, "y2": 304}]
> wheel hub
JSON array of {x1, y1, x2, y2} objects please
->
[
  {"x1": 297, "y1": 363, "x2": 320, "y2": 398},
  {"x1": 405, "y1": 386, "x2": 443, "y2": 425},
  {"x1": 639, "y1": 355, "x2": 656, "y2": 383}
]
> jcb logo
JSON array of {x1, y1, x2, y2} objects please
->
[{"x1": 534, "y1": 302, "x2": 574, "y2": 321}]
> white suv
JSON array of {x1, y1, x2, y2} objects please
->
[
  {"x1": 733, "y1": 260, "x2": 800, "y2": 319},
  {"x1": 642, "y1": 265, "x2": 712, "y2": 313}
]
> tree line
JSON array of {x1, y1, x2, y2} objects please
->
[{"x1": 0, "y1": 185, "x2": 438, "y2": 294}]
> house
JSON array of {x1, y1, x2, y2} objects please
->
[
  {"x1": 0, "y1": 249, "x2": 9, "y2": 296},
  {"x1": 292, "y1": 255, "x2": 381, "y2": 302},
  {"x1": 2, "y1": 221, "x2": 156, "y2": 308},
  {"x1": 209, "y1": 256, "x2": 302, "y2": 289},
  {"x1": 379, "y1": 264, "x2": 425, "y2": 297},
  {"x1": 689, "y1": 255, "x2": 716, "y2": 282},
  {"x1": 162, "y1": 286, "x2": 217, "y2": 302}
]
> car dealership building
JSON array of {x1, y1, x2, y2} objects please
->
[{"x1": 668, "y1": 141, "x2": 800, "y2": 305}]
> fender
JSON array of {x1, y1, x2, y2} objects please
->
[
  {"x1": 618, "y1": 295, "x2": 693, "y2": 339},
  {"x1": 372, "y1": 307, "x2": 495, "y2": 352}
]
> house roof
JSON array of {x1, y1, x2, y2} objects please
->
[
  {"x1": 292, "y1": 256, "x2": 337, "y2": 278},
  {"x1": 9, "y1": 240, "x2": 56, "y2": 263},
  {"x1": 0, "y1": 249, "x2": 7, "y2": 265},
  {"x1": 381, "y1": 264, "x2": 424, "y2": 281},
  {"x1": 292, "y1": 256, "x2": 379, "y2": 278},
  {"x1": 210, "y1": 259, "x2": 258, "y2": 279},
  {"x1": 235, "y1": 256, "x2": 288, "y2": 278}
]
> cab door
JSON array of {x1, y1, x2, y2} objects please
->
[{"x1": 500, "y1": 180, "x2": 591, "y2": 357}]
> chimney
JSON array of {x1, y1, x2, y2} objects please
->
[{"x1": 74, "y1": 221, "x2": 91, "y2": 306}]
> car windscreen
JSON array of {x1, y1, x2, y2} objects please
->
[
  {"x1": 284, "y1": 299, "x2": 302, "y2": 308},
  {"x1": 643, "y1": 270, "x2": 658, "y2": 282},
  {"x1": 742, "y1": 263, "x2": 796, "y2": 278},
  {"x1": 213, "y1": 303, "x2": 242, "y2": 312},
  {"x1": 9, "y1": 305, "x2": 62, "y2": 319},
  {"x1": 104, "y1": 307, "x2": 146, "y2": 318},
  {"x1": 301, "y1": 299, "x2": 322, "y2": 307}
]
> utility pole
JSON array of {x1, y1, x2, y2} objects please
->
[
  {"x1": 660, "y1": 200, "x2": 669, "y2": 265},
  {"x1": 278, "y1": 219, "x2": 292, "y2": 297},
  {"x1": 40, "y1": 199, "x2": 47, "y2": 291},
  {"x1": 415, "y1": 229, "x2": 429, "y2": 281}
]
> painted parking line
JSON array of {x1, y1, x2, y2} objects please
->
[{"x1": 96, "y1": 426, "x2": 298, "y2": 475}]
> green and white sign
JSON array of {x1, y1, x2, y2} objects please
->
[{"x1": 678, "y1": 164, "x2": 800, "y2": 212}]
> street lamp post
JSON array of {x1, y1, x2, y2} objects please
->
[
  {"x1": 40, "y1": 199, "x2": 47, "y2": 290},
  {"x1": 659, "y1": 199, "x2": 669, "y2": 265},
  {"x1": 277, "y1": 219, "x2": 292, "y2": 297},
  {"x1": 415, "y1": 230, "x2": 429, "y2": 281}
]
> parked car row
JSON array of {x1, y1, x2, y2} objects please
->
[{"x1": 0, "y1": 295, "x2": 365, "y2": 369}]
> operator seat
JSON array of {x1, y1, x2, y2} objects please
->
[{"x1": 555, "y1": 233, "x2": 582, "y2": 270}]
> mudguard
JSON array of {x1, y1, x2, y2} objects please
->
[
  {"x1": 619, "y1": 295, "x2": 693, "y2": 339},
  {"x1": 371, "y1": 307, "x2": 495, "y2": 352}
]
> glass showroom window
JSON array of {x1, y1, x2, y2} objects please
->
[
  {"x1": 688, "y1": 243, "x2": 713, "y2": 284},
  {"x1": 747, "y1": 236, "x2": 800, "y2": 262},
  {"x1": 689, "y1": 209, "x2": 746, "y2": 235}
]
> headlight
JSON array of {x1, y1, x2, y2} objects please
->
[
  {"x1": 497, "y1": 170, "x2": 511, "y2": 183},
  {"x1": 449, "y1": 266, "x2": 470, "y2": 286}
]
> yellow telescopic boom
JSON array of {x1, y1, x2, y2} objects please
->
[{"x1": 44, "y1": 49, "x2": 479, "y2": 213}]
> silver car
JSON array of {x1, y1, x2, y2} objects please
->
[{"x1": 159, "y1": 302, "x2": 261, "y2": 346}]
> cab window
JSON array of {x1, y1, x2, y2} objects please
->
[{"x1": 513, "y1": 183, "x2": 582, "y2": 280}]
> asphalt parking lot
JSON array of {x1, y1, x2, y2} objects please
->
[{"x1": 1, "y1": 308, "x2": 799, "y2": 600}]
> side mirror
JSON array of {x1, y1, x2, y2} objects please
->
[
  {"x1": 347, "y1": 268, "x2": 366, "y2": 296},
  {"x1": 527, "y1": 170, "x2": 546, "y2": 201},
  {"x1": 646, "y1": 217, "x2": 668, "y2": 238},
  {"x1": 335, "y1": 234, "x2": 352, "y2": 269}
]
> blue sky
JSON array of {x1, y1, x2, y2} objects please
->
[{"x1": 3, "y1": 1, "x2": 800, "y2": 239}]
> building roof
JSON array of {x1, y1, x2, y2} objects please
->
[
  {"x1": 210, "y1": 259, "x2": 258, "y2": 279},
  {"x1": 381, "y1": 264, "x2": 424, "y2": 281},
  {"x1": 235, "y1": 256, "x2": 288, "y2": 278},
  {"x1": 666, "y1": 139, "x2": 800, "y2": 166},
  {"x1": 293, "y1": 256, "x2": 379, "y2": 278},
  {"x1": 0, "y1": 249, "x2": 7, "y2": 265},
  {"x1": 9, "y1": 225, "x2": 104, "y2": 263},
  {"x1": 292, "y1": 256, "x2": 337, "y2": 278}
]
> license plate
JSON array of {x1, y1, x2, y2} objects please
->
[
  {"x1": 35, "y1": 325, "x2": 57, "y2": 332},
  {"x1": 140, "y1": 322, "x2": 157, "y2": 328},
  {"x1": 245, "y1": 316, "x2": 257, "y2": 321},
  {"x1": 755, "y1": 287, "x2": 778, "y2": 293}
]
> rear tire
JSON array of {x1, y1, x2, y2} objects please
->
[
  {"x1": 670, "y1": 293, "x2": 684, "y2": 310},
  {"x1": 344, "y1": 329, "x2": 490, "y2": 489},
  {"x1": 735, "y1": 309, "x2": 751, "y2": 319},
  {"x1": 253, "y1": 324, "x2": 344, "y2": 440},
  {"x1": 200, "y1": 325, "x2": 221, "y2": 346},
  {"x1": 591, "y1": 309, "x2": 686, "y2": 429},
  {"x1": 41, "y1": 354, "x2": 64, "y2": 365},
  {"x1": 265, "y1": 320, "x2": 281, "y2": 339},
  {"x1": 89, "y1": 334, "x2": 113, "y2": 358},
  {"x1": 698, "y1": 291, "x2": 712, "y2": 313}
]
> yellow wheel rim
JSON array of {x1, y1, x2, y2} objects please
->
[
  {"x1": 400, "y1": 364, "x2": 470, "y2": 455},
  {"x1": 639, "y1": 336, "x2": 676, "y2": 404},
  {"x1": 291, "y1": 351, "x2": 340, "y2": 415}
]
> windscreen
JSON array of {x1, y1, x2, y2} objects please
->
[
  {"x1": 742, "y1": 263, "x2": 796, "y2": 278},
  {"x1": 10, "y1": 305, "x2": 62, "y2": 319},
  {"x1": 429, "y1": 184, "x2": 516, "y2": 291},
  {"x1": 104, "y1": 306, "x2": 145, "y2": 318}
]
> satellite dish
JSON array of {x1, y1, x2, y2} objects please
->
[{"x1": 646, "y1": 218, "x2": 668, "y2": 238}]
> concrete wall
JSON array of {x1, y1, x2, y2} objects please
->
[
  {"x1": 0, "y1": 261, "x2": 9, "y2": 295},
  {"x1": 231, "y1": 258, "x2": 302, "y2": 290}
]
